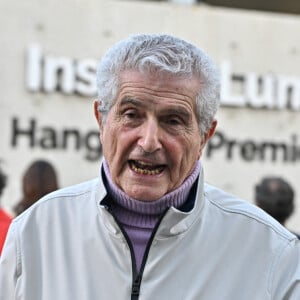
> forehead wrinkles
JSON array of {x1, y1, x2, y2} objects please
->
[{"x1": 117, "y1": 81, "x2": 197, "y2": 112}]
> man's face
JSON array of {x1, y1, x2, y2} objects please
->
[{"x1": 95, "y1": 70, "x2": 216, "y2": 201}]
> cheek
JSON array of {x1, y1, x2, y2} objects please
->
[
  {"x1": 102, "y1": 126, "x2": 133, "y2": 160},
  {"x1": 166, "y1": 136, "x2": 198, "y2": 165},
  {"x1": 180, "y1": 137, "x2": 203, "y2": 165},
  {"x1": 101, "y1": 128, "x2": 117, "y2": 158},
  {"x1": 182, "y1": 135, "x2": 202, "y2": 154}
]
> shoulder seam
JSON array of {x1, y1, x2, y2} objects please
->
[
  {"x1": 207, "y1": 195, "x2": 295, "y2": 241},
  {"x1": 13, "y1": 180, "x2": 98, "y2": 224}
]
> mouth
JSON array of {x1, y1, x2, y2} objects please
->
[{"x1": 129, "y1": 160, "x2": 165, "y2": 176}]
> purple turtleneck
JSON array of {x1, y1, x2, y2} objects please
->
[{"x1": 103, "y1": 160, "x2": 201, "y2": 272}]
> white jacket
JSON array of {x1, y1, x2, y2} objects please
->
[{"x1": 1, "y1": 167, "x2": 300, "y2": 300}]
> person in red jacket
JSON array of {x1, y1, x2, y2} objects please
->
[{"x1": 0, "y1": 165, "x2": 12, "y2": 255}]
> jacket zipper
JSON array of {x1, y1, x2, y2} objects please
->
[
  {"x1": 130, "y1": 211, "x2": 167, "y2": 300},
  {"x1": 105, "y1": 205, "x2": 168, "y2": 300},
  {"x1": 131, "y1": 274, "x2": 142, "y2": 300}
]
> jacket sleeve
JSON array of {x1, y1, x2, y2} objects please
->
[
  {"x1": 271, "y1": 238, "x2": 300, "y2": 300},
  {"x1": 0, "y1": 223, "x2": 19, "y2": 300}
]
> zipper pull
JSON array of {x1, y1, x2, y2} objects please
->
[{"x1": 131, "y1": 274, "x2": 141, "y2": 298}]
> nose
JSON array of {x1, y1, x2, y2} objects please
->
[{"x1": 137, "y1": 118, "x2": 162, "y2": 153}]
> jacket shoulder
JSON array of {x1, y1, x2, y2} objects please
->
[
  {"x1": 44, "y1": 178, "x2": 99, "y2": 199},
  {"x1": 13, "y1": 178, "x2": 100, "y2": 223},
  {"x1": 204, "y1": 183, "x2": 296, "y2": 241}
]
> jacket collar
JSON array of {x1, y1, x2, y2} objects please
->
[
  {"x1": 154, "y1": 167, "x2": 205, "y2": 238},
  {"x1": 96, "y1": 160, "x2": 205, "y2": 238}
]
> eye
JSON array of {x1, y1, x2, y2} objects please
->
[
  {"x1": 165, "y1": 115, "x2": 183, "y2": 126},
  {"x1": 121, "y1": 109, "x2": 144, "y2": 127},
  {"x1": 124, "y1": 109, "x2": 138, "y2": 119}
]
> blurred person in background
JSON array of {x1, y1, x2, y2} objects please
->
[
  {"x1": 1, "y1": 34, "x2": 300, "y2": 299},
  {"x1": 0, "y1": 164, "x2": 12, "y2": 256},
  {"x1": 255, "y1": 176, "x2": 300, "y2": 239},
  {"x1": 13, "y1": 160, "x2": 59, "y2": 216}
]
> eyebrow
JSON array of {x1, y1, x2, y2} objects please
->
[
  {"x1": 119, "y1": 97, "x2": 145, "y2": 108},
  {"x1": 163, "y1": 107, "x2": 191, "y2": 120},
  {"x1": 119, "y1": 96, "x2": 192, "y2": 119}
]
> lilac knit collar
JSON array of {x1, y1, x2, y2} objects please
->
[{"x1": 102, "y1": 160, "x2": 201, "y2": 228}]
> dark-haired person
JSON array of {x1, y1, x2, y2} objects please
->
[
  {"x1": 255, "y1": 176, "x2": 300, "y2": 239},
  {"x1": 13, "y1": 160, "x2": 59, "y2": 216}
]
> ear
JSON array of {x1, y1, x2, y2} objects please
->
[
  {"x1": 197, "y1": 119, "x2": 217, "y2": 159},
  {"x1": 93, "y1": 100, "x2": 103, "y2": 139}
]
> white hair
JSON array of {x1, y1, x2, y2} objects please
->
[{"x1": 96, "y1": 34, "x2": 220, "y2": 134}]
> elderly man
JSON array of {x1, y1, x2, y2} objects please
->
[{"x1": 1, "y1": 34, "x2": 299, "y2": 299}]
